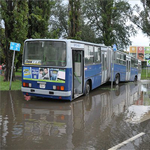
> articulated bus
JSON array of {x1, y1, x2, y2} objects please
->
[{"x1": 21, "y1": 39, "x2": 141, "y2": 101}]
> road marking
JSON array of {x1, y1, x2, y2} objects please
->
[{"x1": 108, "y1": 132, "x2": 145, "y2": 150}]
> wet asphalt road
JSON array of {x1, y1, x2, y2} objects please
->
[{"x1": 0, "y1": 81, "x2": 150, "y2": 150}]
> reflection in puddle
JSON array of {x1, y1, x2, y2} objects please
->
[
  {"x1": 24, "y1": 95, "x2": 31, "y2": 101},
  {"x1": 125, "y1": 81, "x2": 150, "y2": 124},
  {"x1": 125, "y1": 105, "x2": 150, "y2": 123},
  {"x1": 0, "y1": 81, "x2": 150, "y2": 149},
  {"x1": 141, "y1": 85, "x2": 147, "y2": 92}
]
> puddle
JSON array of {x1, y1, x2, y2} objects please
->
[{"x1": 1, "y1": 81, "x2": 150, "y2": 149}]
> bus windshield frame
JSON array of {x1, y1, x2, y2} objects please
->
[{"x1": 23, "y1": 40, "x2": 67, "y2": 67}]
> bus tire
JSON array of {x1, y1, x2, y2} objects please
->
[
  {"x1": 114, "y1": 74, "x2": 120, "y2": 85},
  {"x1": 85, "y1": 81, "x2": 90, "y2": 95}
]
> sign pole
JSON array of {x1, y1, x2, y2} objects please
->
[
  {"x1": 9, "y1": 50, "x2": 15, "y2": 90},
  {"x1": 9, "y1": 42, "x2": 21, "y2": 90}
]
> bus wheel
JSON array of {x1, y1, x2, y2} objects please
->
[
  {"x1": 114, "y1": 74, "x2": 120, "y2": 85},
  {"x1": 85, "y1": 81, "x2": 90, "y2": 95}
]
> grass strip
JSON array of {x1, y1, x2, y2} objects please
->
[{"x1": 0, "y1": 75, "x2": 21, "y2": 91}]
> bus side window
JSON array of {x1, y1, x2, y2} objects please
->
[
  {"x1": 94, "y1": 47, "x2": 101, "y2": 63},
  {"x1": 85, "y1": 45, "x2": 94, "y2": 65}
]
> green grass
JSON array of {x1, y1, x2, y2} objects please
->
[
  {"x1": 15, "y1": 71, "x2": 22, "y2": 76},
  {"x1": 141, "y1": 68, "x2": 150, "y2": 80},
  {"x1": 0, "y1": 72, "x2": 21, "y2": 91}
]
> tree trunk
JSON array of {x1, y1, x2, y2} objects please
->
[{"x1": 68, "y1": 0, "x2": 81, "y2": 39}]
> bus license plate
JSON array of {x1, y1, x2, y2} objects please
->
[{"x1": 40, "y1": 83, "x2": 45, "y2": 88}]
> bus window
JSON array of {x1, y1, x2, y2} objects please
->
[
  {"x1": 24, "y1": 41, "x2": 66, "y2": 66},
  {"x1": 116, "y1": 53, "x2": 120, "y2": 64},
  {"x1": 124, "y1": 55, "x2": 126, "y2": 60},
  {"x1": 94, "y1": 47, "x2": 101, "y2": 63},
  {"x1": 131, "y1": 58, "x2": 136, "y2": 68},
  {"x1": 85, "y1": 45, "x2": 94, "y2": 65},
  {"x1": 74, "y1": 51, "x2": 82, "y2": 77},
  {"x1": 25, "y1": 42, "x2": 43, "y2": 60}
]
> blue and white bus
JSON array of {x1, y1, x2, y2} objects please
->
[
  {"x1": 112, "y1": 50, "x2": 141, "y2": 85},
  {"x1": 21, "y1": 39, "x2": 141, "y2": 101}
]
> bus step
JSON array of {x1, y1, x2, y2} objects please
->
[{"x1": 74, "y1": 93, "x2": 83, "y2": 99}]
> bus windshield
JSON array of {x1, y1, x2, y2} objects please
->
[{"x1": 24, "y1": 41, "x2": 66, "y2": 66}]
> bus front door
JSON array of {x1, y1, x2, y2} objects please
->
[
  {"x1": 126, "y1": 57, "x2": 131, "y2": 81},
  {"x1": 72, "y1": 50, "x2": 84, "y2": 99}
]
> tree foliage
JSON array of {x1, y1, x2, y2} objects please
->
[
  {"x1": 27, "y1": 0, "x2": 55, "y2": 38},
  {"x1": 0, "y1": 0, "x2": 144, "y2": 82},
  {"x1": 0, "y1": 0, "x2": 55, "y2": 81},
  {"x1": 50, "y1": 0, "x2": 69, "y2": 38},
  {"x1": 83, "y1": 0, "x2": 136, "y2": 49},
  {"x1": 80, "y1": 23, "x2": 97, "y2": 43},
  {"x1": 0, "y1": 0, "x2": 28, "y2": 81},
  {"x1": 68, "y1": 0, "x2": 81, "y2": 39},
  {"x1": 130, "y1": 0, "x2": 150, "y2": 37}
]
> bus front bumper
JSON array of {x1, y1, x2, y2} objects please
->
[{"x1": 21, "y1": 87, "x2": 71, "y2": 97}]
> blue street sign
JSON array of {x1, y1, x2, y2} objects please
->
[
  {"x1": 10, "y1": 42, "x2": 21, "y2": 51},
  {"x1": 113, "y1": 44, "x2": 117, "y2": 51}
]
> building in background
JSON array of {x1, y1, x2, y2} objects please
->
[{"x1": 130, "y1": 46, "x2": 150, "y2": 67}]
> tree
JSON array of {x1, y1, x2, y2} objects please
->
[
  {"x1": 50, "y1": 0, "x2": 69, "y2": 38},
  {"x1": 0, "y1": 0, "x2": 28, "y2": 81},
  {"x1": 80, "y1": 22, "x2": 97, "y2": 43},
  {"x1": 27, "y1": 0, "x2": 55, "y2": 38},
  {"x1": 83, "y1": 0, "x2": 136, "y2": 49},
  {"x1": 50, "y1": 0, "x2": 97, "y2": 41},
  {"x1": 141, "y1": 0, "x2": 150, "y2": 8},
  {"x1": 0, "y1": 26, "x2": 5, "y2": 63},
  {"x1": 68, "y1": 0, "x2": 81, "y2": 39},
  {"x1": 130, "y1": 0, "x2": 150, "y2": 37}
]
